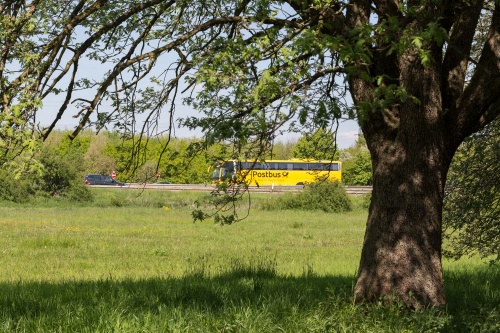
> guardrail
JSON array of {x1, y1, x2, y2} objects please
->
[
  {"x1": 92, "y1": 183, "x2": 373, "y2": 195},
  {"x1": 342, "y1": 186, "x2": 373, "y2": 195}
]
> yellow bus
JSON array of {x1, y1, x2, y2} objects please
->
[{"x1": 211, "y1": 159, "x2": 342, "y2": 186}]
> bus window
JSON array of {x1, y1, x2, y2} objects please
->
[
  {"x1": 277, "y1": 163, "x2": 291, "y2": 170},
  {"x1": 267, "y1": 162, "x2": 279, "y2": 170},
  {"x1": 222, "y1": 162, "x2": 234, "y2": 169},
  {"x1": 211, "y1": 168, "x2": 222, "y2": 180},
  {"x1": 217, "y1": 162, "x2": 235, "y2": 179},
  {"x1": 221, "y1": 168, "x2": 234, "y2": 179},
  {"x1": 254, "y1": 163, "x2": 265, "y2": 170},
  {"x1": 293, "y1": 163, "x2": 307, "y2": 170},
  {"x1": 308, "y1": 163, "x2": 324, "y2": 170},
  {"x1": 239, "y1": 161, "x2": 265, "y2": 170},
  {"x1": 325, "y1": 163, "x2": 340, "y2": 171},
  {"x1": 236, "y1": 162, "x2": 246, "y2": 170}
]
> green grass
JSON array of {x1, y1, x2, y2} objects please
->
[{"x1": 0, "y1": 189, "x2": 498, "y2": 332}]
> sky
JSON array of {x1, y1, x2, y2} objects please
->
[
  {"x1": 37, "y1": 26, "x2": 361, "y2": 150},
  {"x1": 39, "y1": 95, "x2": 360, "y2": 149}
]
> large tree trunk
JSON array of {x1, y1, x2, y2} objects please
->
[
  {"x1": 352, "y1": 50, "x2": 454, "y2": 307},
  {"x1": 353, "y1": 137, "x2": 449, "y2": 307}
]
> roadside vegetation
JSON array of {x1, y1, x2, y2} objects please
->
[
  {"x1": 261, "y1": 181, "x2": 353, "y2": 213},
  {"x1": 0, "y1": 190, "x2": 498, "y2": 332},
  {"x1": 0, "y1": 129, "x2": 373, "y2": 204}
]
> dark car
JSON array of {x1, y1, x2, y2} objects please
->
[{"x1": 84, "y1": 174, "x2": 125, "y2": 186}]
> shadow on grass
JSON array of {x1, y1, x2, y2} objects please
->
[
  {"x1": 443, "y1": 265, "x2": 500, "y2": 332},
  {"x1": 0, "y1": 265, "x2": 498, "y2": 332}
]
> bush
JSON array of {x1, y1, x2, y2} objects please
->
[
  {"x1": 0, "y1": 169, "x2": 36, "y2": 203},
  {"x1": 262, "y1": 181, "x2": 352, "y2": 213},
  {"x1": 37, "y1": 147, "x2": 93, "y2": 202},
  {"x1": 64, "y1": 180, "x2": 94, "y2": 202},
  {"x1": 38, "y1": 148, "x2": 78, "y2": 196},
  {"x1": 0, "y1": 147, "x2": 93, "y2": 203}
]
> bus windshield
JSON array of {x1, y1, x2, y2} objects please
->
[
  {"x1": 212, "y1": 162, "x2": 236, "y2": 180},
  {"x1": 211, "y1": 168, "x2": 222, "y2": 180}
]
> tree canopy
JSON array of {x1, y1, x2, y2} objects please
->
[
  {"x1": 2, "y1": 1, "x2": 498, "y2": 162},
  {"x1": 292, "y1": 128, "x2": 338, "y2": 160},
  {"x1": 1, "y1": 0, "x2": 499, "y2": 308},
  {"x1": 444, "y1": 119, "x2": 500, "y2": 264}
]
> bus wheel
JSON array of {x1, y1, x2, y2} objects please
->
[{"x1": 296, "y1": 182, "x2": 304, "y2": 186}]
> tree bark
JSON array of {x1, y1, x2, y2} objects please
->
[
  {"x1": 353, "y1": 136, "x2": 449, "y2": 307},
  {"x1": 352, "y1": 41, "x2": 453, "y2": 308}
]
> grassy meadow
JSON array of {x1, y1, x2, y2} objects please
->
[{"x1": 0, "y1": 189, "x2": 498, "y2": 332}]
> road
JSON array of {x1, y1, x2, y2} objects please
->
[{"x1": 92, "y1": 183, "x2": 373, "y2": 195}]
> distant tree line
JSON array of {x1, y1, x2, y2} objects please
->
[{"x1": 0, "y1": 128, "x2": 372, "y2": 202}]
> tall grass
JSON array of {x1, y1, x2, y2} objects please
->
[{"x1": 0, "y1": 189, "x2": 498, "y2": 332}]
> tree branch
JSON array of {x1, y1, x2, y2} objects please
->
[
  {"x1": 448, "y1": 2, "x2": 500, "y2": 147},
  {"x1": 441, "y1": 0, "x2": 483, "y2": 112}
]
